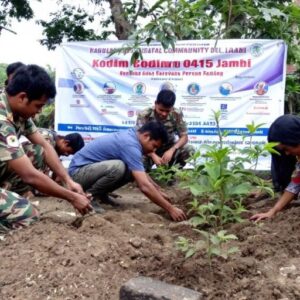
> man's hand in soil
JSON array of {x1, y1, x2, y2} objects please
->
[
  {"x1": 250, "y1": 210, "x2": 275, "y2": 222},
  {"x1": 250, "y1": 191, "x2": 295, "y2": 222},
  {"x1": 71, "y1": 193, "x2": 93, "y2": 215},
  {"x1": 133, "y1": 171, "x2": 187, "y2": 222},
  {"x1": 169, "y1": 206, "x2": 186, "y2": 222}
]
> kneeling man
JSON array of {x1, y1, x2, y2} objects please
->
[
  {"x1": 0, "y1": 65, "x2": 92, "y2": 231},
  {"x1": 69, "y1": 122, "x2": 186, "y2": 222}
]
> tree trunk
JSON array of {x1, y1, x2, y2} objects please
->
[
  {"x1": 287, "y1": 96, "x2": 294, "y2": 114},
  {"x1": 107, "y1": 0, "x2": 133, "y2": 39}
]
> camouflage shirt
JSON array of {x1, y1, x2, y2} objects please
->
[
  {"x1": 37, "y1": 128, "x2": 57, "y2": 148},
  {"x1": 285, "y1": 160, "x2": 300, "y2": 195},
  {"x1": 136, "y1": 107, "x2": 188, "y2": 145},
  {"x1": 0, "y1": 93, "x2": 37, "y2": 181}
]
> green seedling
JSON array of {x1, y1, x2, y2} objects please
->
[
  {"x1": 175, "y1": 110, "x2": 278, "y2": 271},
  {"x1": 177, "y1": 230, "x2": 239, "y2": 269},
  {"x1": 149, "y1": 165, "x2": 176, "y2": 186}
]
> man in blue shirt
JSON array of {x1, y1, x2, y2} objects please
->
[{"x1": 69, "y1": 121, "x2": 186, "y2": 222}]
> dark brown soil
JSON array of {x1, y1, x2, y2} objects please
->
[{"x1": 1, "y1": 185, "x2": 300, "y2": 300}]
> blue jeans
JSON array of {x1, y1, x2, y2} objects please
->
[{"x1": 71, "y1": 160, "x2": 132, "y2": 197}]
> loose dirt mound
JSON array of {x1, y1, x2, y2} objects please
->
[{"x1": 1, "y1": 185, "x2": 300, "y2": 300}]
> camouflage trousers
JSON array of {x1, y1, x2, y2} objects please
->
[
  {"x1": 1, "y1": 142, "x2": 47, "y2": 194},
  {"x1": 144, "y1": 143, "x2": 195, "y2": 172},
  {"x1": 0, "y1": 142, "x2": 45, "y2": 230},
  {"x1": 0, "y1": 189, "x2": 39, "y2": 231}
]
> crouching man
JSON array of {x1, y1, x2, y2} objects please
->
[
  {"x1": 14, "y1": 129, "x2": 85, "y2": 196},
  {"x1": 69, "y1": 121, "x2": 186, "y2": 222},
  {"x1": 136, "y1": 89, "x2": 194, "y2": 171},
  {"x1": 0, "y1": 65, "x2": 92, "y2": 230}
]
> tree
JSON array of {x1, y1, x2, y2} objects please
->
[
  {"x1": 1, "y1": 0, "x2": 299, "y2": 110},
  {"x1": 0, "y1": 0, "x2": 33, "y2": 27},
  {"x1": 285, "y1": 71, "x2": 300, "y2": 114},
  {"x1": 10, "y1": 1, "x2": 300, "y2": 63},
  {"x1": 0, "y1": 63, "x2": 7, "y2": 90},
  {"x1": 128, "y1": 1, "x2": 300, "y2": 62},
  {"x1": 34, "y1": 64, "x2": 56, "y2": 129},
  {"x1": 1, "y1": 1, "x2": 299, "y2": 61},
  {"x1": 37, "y1": 0, "x2": 142, "y2": 49},
  {"x1": 45, "y1": 64, "x2": 55, "y2": 82}
]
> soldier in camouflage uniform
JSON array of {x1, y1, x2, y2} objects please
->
[
  {"x1": 1, "y1": 142, "x2": 47, "y2": 195},
  {"x1": 4, "y1": 129, "x2": 85, "y2": 195},
  {"x1": 0, "y1": 189, "x2": 39, "y2": 232},
  {"x1": 0, "y1": 64, "x2": 92, "y2": 230},
  {"x1": 136, "y1": 89, "x2": 194, "y2": 171},
  {"x1": 35, "y1": 128, "x2": 84, "y2": 157}
]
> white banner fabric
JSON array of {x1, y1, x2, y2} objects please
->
[{"x1": 55, "y1": 40, "x2": 287, "y2": 168}]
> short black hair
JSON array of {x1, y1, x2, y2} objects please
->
[
  {"x1": 6, "y1": 62, "x2": 25, "y2": 77},
  {"x1": 268, "y1": 114, "x2": 300, "y2": 147},
  {"x1": 156, "y1": 90, "x2": 176, "y2": 108},
  {"x1": 63, "y1": 133, "x2": 84, "y2": 154},
  {"x1": 64, "y1": 133, "x2": 85, "y2": 153},
  {"x1": 6, "y1": 64, "x2": 56, "y2": 101},
  {"x1": 138, "y1": 121, "x2": 168, "y2": 145}
]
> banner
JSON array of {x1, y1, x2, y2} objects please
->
[{"x1": 55, "y1": 40, "x2": 287, "y2": 167}]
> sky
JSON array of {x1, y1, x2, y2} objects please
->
[
  {"x1": 0, "y1": 21, "x2": 58, "y2": 68},
  {"x1": 0, "y1": 0, "x2": 149, "y2": 69},
  {"x1": 0, "y1": 0, "x2": 75, "y2": 69},
  {"x1": 0, "y1": 0, "x2": 155, "y2": 69}
]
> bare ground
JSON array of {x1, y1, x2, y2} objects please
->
[{"x1": 1, "y1": 184, "x2": 300, "y2": 300}]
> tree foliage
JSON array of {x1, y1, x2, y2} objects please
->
[
  {"x1": 0, "y1": 63, "x2": 7, "y2": 90},
  {"x1": 0, "y1": 0, "x2": 33, "y2": 27},
  {"x1": 285, "y1": 71, "x2": 300, "y2": 114},
  {"x1": 37, "y1": 4, "x2": 101, "y2": 50},
  {"x1": 1, "y1": 0, "x2": 299, "y2": 110},
  {"x1": 1, "y1": 1, "x2": 299, "y2": 64},
  {"x1": 42, "y1": 2, "x2": 300, "y2": 61},
  {"x1": 37, "y1": 0, "x2": 143, "y2": 49},
  {"x1": 129, "y1": 0, "x2": 300, "y2": 65}
]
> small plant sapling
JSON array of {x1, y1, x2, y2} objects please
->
[
  {"x1": 177, "y1": 230, "x2": 239, "y2": 269},
  {"x1": 149, "y1": 165, "x2": 176, "y2": 186}
]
